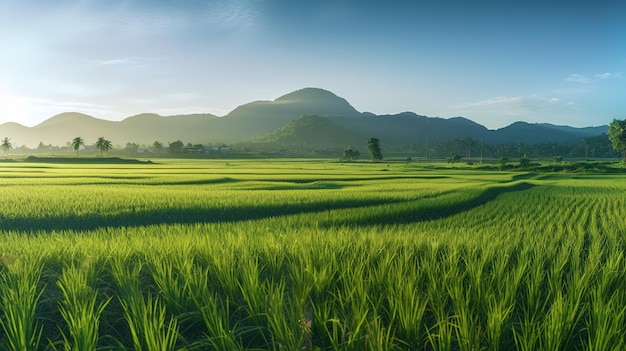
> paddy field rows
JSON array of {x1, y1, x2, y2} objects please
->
[{"x1": 0, "y1": 159, "x2": 625, "y2": 350}]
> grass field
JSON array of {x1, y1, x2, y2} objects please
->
[{"x1": 0, "y1": 158, "x2": 625, "y2": 350}]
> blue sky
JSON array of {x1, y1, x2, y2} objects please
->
[{"x1": 0, "y1": 0, "x2": 624, "y2": 129}]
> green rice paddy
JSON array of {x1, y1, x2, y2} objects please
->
[{"x1": 0, "y1": 159, "x2": 625, "y2": 350}]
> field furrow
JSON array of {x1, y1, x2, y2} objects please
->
[{"x1": 0, "y1": 160, "x2": 624, "y2": 350}]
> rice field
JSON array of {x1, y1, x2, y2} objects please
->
[{"x1": 0, "y1": 158, "x2": 625, "y2": 350}]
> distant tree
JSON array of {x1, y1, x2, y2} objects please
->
[
  {"x1": 342, "y1": 146, "x2": 360, "y2": 162},
  {"x1": 609, "y1": 119, "x2": 626, "y2": 164},
  {"x1": 95, "y1": 137, "x2": 112, "y2": 157},
  {"x1": 125, "y1": 142, "x2": 139, "y2": 152},
  {"x1": 153, "y1": 141, "x2": 163, "y2": 153},
  {"x1": 582, "y1": 138, "x2": 589, "y2": 158},
  {"x1": 447, "y1": 154, "x2": 462, "y2": 164},
  {"x1": 169, "y1": 140, "x2": 184, "y2": 154},
  {"x1": 1, "y1": 137, "x2": 12, "y2": 156},
  {"x1": 497, "y1": 157, "x2": 508, "y2": 171},
  {"x1": 71, "y1": 137, "x2": 85, "y2": 157},
  {"x1": 367, "y1": 138, "x2": 383, "y2": 161},
  {"x1": 519, "y1": 154, "x2": 531, "y2": 167},
  {"x1": 553, "y1": 156, "x2": 563, "y2": 164}
]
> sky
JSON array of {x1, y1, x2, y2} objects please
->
[{"x1": 0, "y1": 0, "x2": 624, "y2": 130}]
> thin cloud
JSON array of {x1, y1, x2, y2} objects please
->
[
  {"x1": 454, "y1": 95, "x2": 562, "y2": 116},
  {"x1": 565, "y1": 74, "x2": 590, "y2": 84},
  {"x1": 94, "y1": 58, "x2": 142, "y2": 66},
  {"x1": 201, "y1": 0, "x2": 263, "y2": 32},
  {"x1": 448, "y1": 94, "x2": 581, "y2": 129},
  {"x1": 31, "y1": 98, "x2": 114, "y2": 117},
  {"x1": 595, "y1": 72, "x2": 621, "y2": 79}
]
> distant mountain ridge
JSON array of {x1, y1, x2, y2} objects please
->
[{"x1": 0, "y1": 87, "x2": 609, "y2": 148}]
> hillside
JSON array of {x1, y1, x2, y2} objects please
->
[
  {"x1": 119, "y1": 113, "x2": 218, "y2": 143},
  {"x1": 214, "y1": 88, "x2": 362, "y2": 141},
  {"x1": 244, "y1": 115, "x2": 364, "y2": 151},
  {"x1": 331, "y1": 113, "x2": 491, "y2": 148},
  {"x1": 485, "y1": 122, "x2": 608, "y2": 145},
  {"x1": 0, "y1": 87, "x2": 609, "y2": 149}
]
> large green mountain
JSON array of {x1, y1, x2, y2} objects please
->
[
  {"x1": 242, "y1": 115, "x2": 364, "y2": 152},
  {"x1": 0, "y1": 87, "x2": 608, "y2": 149},
  {"x1": 210, "y1": 87, "x2": 362, "y2": 141}
]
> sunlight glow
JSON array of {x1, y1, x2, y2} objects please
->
[{"x1": 0, "y1": 92, "x2": 29, "y2": 124}]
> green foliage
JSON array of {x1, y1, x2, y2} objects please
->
[
  {"x1": 447, "y1": 154, "x2": 462, "y2": 164},
  {"x1": 497, "y1": 157, "x2": 508, "y2": 170},
  {"x1": 94, "y1": 137, "x2": 112, "y2": 157},
  {"x1": 342, "y1": 146, "x2": 360, "y2": 162},
  {"x1": 1, "y1": 137, "x2": 12, "y2": 155},
  {"x1": 519, "y1": 155, "x2": 531, "y2": 167},
  {"x1": 152, "y1": 141, "x2": 163, "y2": 153},
  {"x1": 367, "y1": 137, "x2": 383, "y2": 161},
  {"x1": 608, "y1": 118, "x2": 626, "y2": 163},
  {"x1": 125, "y1": 142, "x2": 139, "y2": 151},
  {"x1": 71, "y1": 137, "x2": 85, "y2": 157},
  {"x1": 168, "y1": 140, "x2": 183, "y2": 154}
]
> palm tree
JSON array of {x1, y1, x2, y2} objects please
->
[
  {"x1": 71, "y1": 137, "x2": 85, "y2": 157},
  {"x1": 95, "y1": 137, "x2": 112, "y2": 157},
  {"x1": 1, "y1": 137, "x2": 12, "y2": 156}
]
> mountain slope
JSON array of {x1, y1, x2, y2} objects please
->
[
  {"x1": 217, "y1": 88, "x2": 362, "y2": 140},
  {"x1": 331, "y1": 113, "x2": 491, "y2": 148},
  {"x1": 0, "y1": 87, "x2": 610, "y2": 149},
  {"x1": 538, "y1": 123, "x2": 608, "y2": 137},
  {"x1": 28, "y1": 112, "x2": 117, "y2": 147},
  {"x1": 247, "y1": 115, "x2": 363, "y2": 150},
  {"x1": 118, "y1": 113, "x2": 218, "y2": 143},
  {"x1": 485, "y1": 122, "x2": 605, "y2": 145}
]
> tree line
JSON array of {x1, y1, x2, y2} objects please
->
[
  {"x1": 1, "y1": 136, "x2": 114, "y2": 157},
  {"x1": 1, "y1": 118, "x2": 624, "y2": 162},
  {"x1": 392, "y1": 134, "x2": 620, "y2": 161}
]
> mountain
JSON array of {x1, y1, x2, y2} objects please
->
[
  {"x1": 25, "y1": 112, "x2": 117, "y2": 147},
  {"x1": 118, "y1": 113, "x2": 218, "y2": 143},
  {"x1": 0, "y1": 87, "x2": 609, "y2": 149},
  {"x1": 485, "y1": 122, "x2": 607, "y2": 145},
  {"x1": 216, "y1": 88, "x2": 362, "y2": 140},
  {"x1": 245, "y1": 115, "x2": 363, "y2": 151},
  {"x1": 330, "y1": 113, "x2": 491, "y2": 148},
  {"x1": 0, "y1": 122, "x2": 30, "y2": 138},
  {"x1": 0, "y1": 112, "x2": 219, "y2": 147},
  {"x1": 538, "y1": 123, "x2": 608, "y2": 137}
]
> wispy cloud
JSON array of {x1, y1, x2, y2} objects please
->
[
  {"x1": 94, "y1": 58, "x2": 143, "y2": 66},
  {"x1": 454, "y1": 95, "x2": 561, "y2": 116},
  {"x1": 449, "y1": 94, "x2": 580, "y2": 129},
  {"x1": 200, "y1": 0, "x2": 263, "y2": 32},
  {"x1": 595, "y1": 72, "x2": 621, "y2": 79},
  {"x1": 29, "y1": 98, "x2": 113, "y2": 118},
  {"x1": 565, "y1": 71, "x2": 621, "y2": 84},
  {"x1": 0, "y1": 92, "x2": 115, "y2": 126},
  {"x1": 565, "y1": 74, "x2": 590, "y2": 84}
]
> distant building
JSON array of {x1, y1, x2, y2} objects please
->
[{"x1": 182, "y1": 145, "x2": 205, "y2": 154}]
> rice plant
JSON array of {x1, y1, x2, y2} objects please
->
[
  {"x1": 0, "y1": 159, "x2": 624, "y2": 350},
  {"x1": 0, "y1": 259, "x2": 45, "y2": 351},
  {"x1": 55, "y1": 262, "x2": 110, "y2": 351},
  {"x1": 110, "y1": 257, "x2": 179, "y2": 351}
]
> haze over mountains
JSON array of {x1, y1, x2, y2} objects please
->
[{"x1": 0, "y1": 88, "x2": 608, "y2": 149}]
